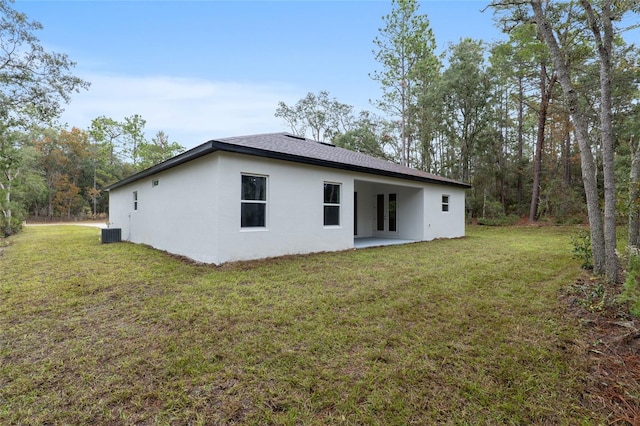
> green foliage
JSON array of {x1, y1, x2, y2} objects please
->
[
  {"x1": 473, "y1": 199, "x2": 519, "y2": 226},
  {"x1": 274, "y1": 91, "x2": 354, "y2": 142},
  {"x1": 136, "y1": 131, "x2": 185, "y2": 170},
  {"x1": 477, "y1": 214, "x2": 519, "y2": 226},
  {"x1": 568, "y1": 279, "x2": 609, "y2": 313},
  {"x1": 540, "y1": 182, "x2": 587, "y2": 224},
  {"x1": 570, "y1": 229, "x2": 593, "y2": 270},
  {"x1": 331, "y1": 111, "x2": 389, "y2": 159},
  {"x1": 0, "y1": 128, "x2": 33, "y2": 235},
  {"x1": 619, "y1": 251, "x2": 640, "y2": 317},
  {"x1": 440, "y1": 38, "x2": 492, "y2": 183},
  {"x1": 0, "y1": 0, "x2": 88, "y2": 127},
  {"x1": 371, "y1": 0, "x2": 439, "y2": 166},
  {"x1": 0, "y1": 208, "x2": 24, "y2": 237}
]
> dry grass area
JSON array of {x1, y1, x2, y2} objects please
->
[
  {"x1": 565, "y1": 275, "x2": 640, "y2": 425},
  {"x1": 0, "y1": 224, "x2": 631, "y2": 424}
]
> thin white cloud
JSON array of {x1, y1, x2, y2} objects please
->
[{"x1": 58, "y1": 73, "x2": 300, "y2": 148}]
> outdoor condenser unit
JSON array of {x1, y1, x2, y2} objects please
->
[{"x1": 101, "y1": 228, "x2": 122, "y2": 244}]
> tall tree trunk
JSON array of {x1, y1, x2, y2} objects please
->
[
  {"x1": 582, "y1": 0, "x2": 618, "y2": 282},
  {"x1": 563, "y1": 127, "x2": 571, "y2": 186},
  {"x1": 629, "y1": 135, "x2": 640, "y2": 249},
  {"x1": 517, "y1": 76, "x2": 524, "y2": 216},
  {"x1": 93, "y1": 166, "x2": 97, "y2": 216},
  {"x1": 1, "y1": 177, "x2": 12, "y2": 236},
  {"x1": 530, "y1": 63, "x2": 549, "y2": 222},
  {"x1": 531, "y1": 0, "x2": 606, "y2": 275}
]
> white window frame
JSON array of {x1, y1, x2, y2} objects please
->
[
  {"x1": 240, "y1": 174, "x2": 268, "y2": 229},
  {"x1": 323, "y1": 182, "x2": 341, "y2": 227},
  {"x1": 442, "y1": 194, "x2": 450, "y2": 212},
  {"x1": 133, "y1": 191, "x2": 138, "y2": 211}
]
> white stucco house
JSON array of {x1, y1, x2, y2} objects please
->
[{"x1": 105, "y1": 132, "x2": 470, "y2": 264}]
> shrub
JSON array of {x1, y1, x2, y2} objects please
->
[
  {"x1": 0, "y1": 214, "x2": 24, "y2": 237},
  {"x1": 570, "y1": 229, "x2": 593, "y2": 270},
  {"x1": 619, "y1": 251, "x2": 640, "y2": 318}
]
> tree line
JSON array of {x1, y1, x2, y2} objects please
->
[{"x1": 1, "y1": 117, "x2": 183, "y2": 232}]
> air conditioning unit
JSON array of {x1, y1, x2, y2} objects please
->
[{"x1": 101, "y1": 228, "x2": 122, "y2": 244}]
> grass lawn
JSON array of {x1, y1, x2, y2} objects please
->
[{"x1": 0, "y1": 225, "x2": 600, "y2": 424}]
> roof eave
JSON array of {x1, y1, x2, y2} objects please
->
[{"x1": 104, "y1": 141, "x2": 218, "y2": 191}]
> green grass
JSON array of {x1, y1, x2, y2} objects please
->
[{"x1": 0, "y1": 225, "x2": 600, "y2": 424}]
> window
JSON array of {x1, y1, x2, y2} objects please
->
[
  {"x1": 442, "y1": 195, "x2": 449, "y2": 212},
  {"x1": 324, "y1": 183, "x2": 340, "y2": 226},
  {"x1": 133, "y1": 191, "x2": 138, "y2": 211},
  {"x1": 241, "y1": 174, "x2": 267, "y2": 228}
]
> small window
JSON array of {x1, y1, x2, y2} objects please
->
[
  {"x1": 442, "y1": 195, "x2": 449, "y2": 212},
  {"x1": 133, "y1": 191, "x2": 138, "y2": 211},
  {"x1": 241, "y1": 174, "x2": 267, "y2": 228},
  {"x1": 152, "y1": 179, "x2": 159, "y2": 187},
  {"x1": 324, "y1": 183, "x2": 341, "y2": 226}
]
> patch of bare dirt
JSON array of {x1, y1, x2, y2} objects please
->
[{"x1": 564, "y1": 275, "x2": 640, "y2": 425}]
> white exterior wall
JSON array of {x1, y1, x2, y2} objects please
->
[
  {"x1": 214, "y1": 152, "x2": 354, "y2": 264},
  {"x1": 108, "y1": 151, "x2": 466, "y2": 264},
  {"x1": 423, "y1": 184, "x2": 466, "y2": 240},
  {"x1": 108, "y1": 155, "x2": 221, "y2": 263}
]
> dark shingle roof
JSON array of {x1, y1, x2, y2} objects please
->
[{"x1": 106, "y1": 132, "x2": 470, "y2": 191}]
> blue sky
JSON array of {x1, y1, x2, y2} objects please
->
[{"x1": 13, "y1": 1, "x2": 638, "y2": 149}]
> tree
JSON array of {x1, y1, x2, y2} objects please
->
[
  {"x1": 52, "y1": 174, "x2": 82, "y2": 218},
  {"x1": 629, "y1": 134, "x2": 640, "y2": 249},
  {"x1": 0, "y1": 0, "x2": 88, "y2": 232},
  {"x1": 528, "y1": 0, "x2": 629, "y2": 282},
  {"x1": 332, "y1": 111, "x2": 390, "y2": 159},
  {"x1": 122, "y1": 114, "x2": 147, "y2": 167},
  {"x1": 0, "y1": 0, "x2": 89, "y2": 127},
  {"x1": 274, "y1": 91, "x2": 353, "y2": 142},
  {"x1": 34, "y1": 127, "x2": 92, "y2": 219},
  {"x1": 275, "y1": 92, "x2": 390, "y2": 159},
  {"x1": 439, "y1": 38, "x2": 493, "y2": 184},
  {"x1": 0, "y1": 127, "x2": 23, "y2": 235},
  {"x1": 580, "y1": 0, "x2": 618, "y2": 282},
  {"x1": 489, "y1": 33, "x2": 535, "y2": 216},
  {"x1": 137, "y1": 131, "x2": 185, "y2": 170},
  {"x1": 529, "y1": 55, "x2": 557, "y2": 223},
  {"x1": 88, "y1": 116, "x2": 126, "y2": 166},
  {"x1": 371, "y1": 0, "x2": 439, "y2": 167}
]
